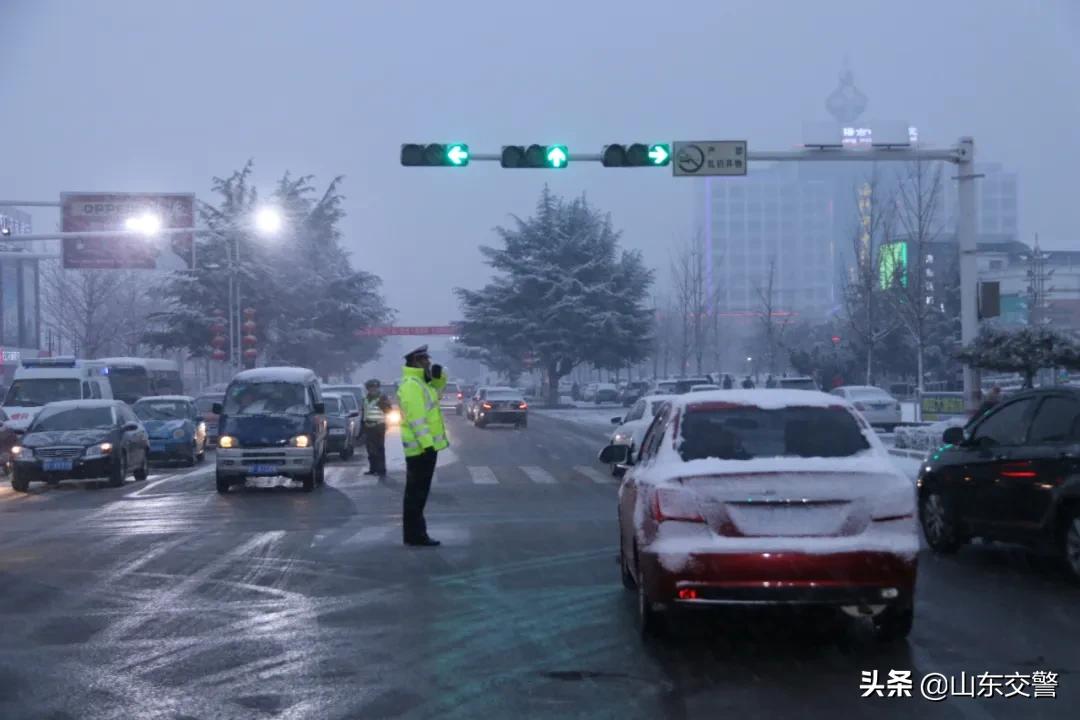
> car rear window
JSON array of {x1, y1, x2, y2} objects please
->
[
  {"x1": 678, "y1": 404, "x2": 870, "y2": 461},
  {"x1": 487, "y1": 391, "x2": 523, "y2": 401}
]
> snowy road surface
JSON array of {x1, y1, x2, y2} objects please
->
[{"x1": 0, "y1": 412, "x2": 1075, "y2": 718}]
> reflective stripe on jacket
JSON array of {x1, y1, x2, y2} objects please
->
[
  {"x1": 398, "y1": 366, "x2": 449, "y2": 457},
  {"x1": 364, "y1": 396, "x2": 385, "y2": 424}
]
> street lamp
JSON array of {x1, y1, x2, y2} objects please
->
[
  {"x1": 218, "y1": 207, "x2": 286, "y2": 373},
  {"x1": 254, "y1": 206, "x2": 283, "y2": 236},
  {"x1": 124, "y1": 212, "x2": 163, "y2": 236}
]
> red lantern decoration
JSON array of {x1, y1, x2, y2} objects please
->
[
  {"x1": 210, "y1": 322, "x2": 226, "y2": 335},
  {"x1": 211, "y1": 349, "x2": 227, "y2": 361},
  {"x1": 243, "y1": 307, "x2": 256, "y2": 319},
  {"x1": 243, "y1": 348, "x2": 257, "y2": 359},
  {"x1": 242, "y1": 334, "x2": 257, "y2": 348},
  {"x1": 211, "y1": 336, "x2": 227, "y2": 349}
]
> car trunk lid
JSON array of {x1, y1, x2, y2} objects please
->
[{"x1": 677, "y1": 471, "x2": 890, "y2": 538}]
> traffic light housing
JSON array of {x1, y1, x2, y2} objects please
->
[
  {"x1": 501, "y1": 144, "x2": 569, "y2": 169},
  {"x1": 400, "y1": 143, "x2": 470, "y2": 167},
  {"x1": 601, "y1": 143, "x2": 671, "y2": 167}
]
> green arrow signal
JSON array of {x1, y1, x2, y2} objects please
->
[
  {"x1": 446, "y1": 144, "x2": 469, "y2": 166},
  {"x1": 648, "y1": 144, "x2": 670, "y2": 165},
  {"x1": 546, "y1": 145, "x2": 568, "y2": 168}
]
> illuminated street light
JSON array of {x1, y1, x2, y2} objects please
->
[
  {"x1": 124, "y1": 212, "x2": 162, "y2": 236},
  {"x1": 254, "y1": 207, "x2": 283, "y2": 236}
]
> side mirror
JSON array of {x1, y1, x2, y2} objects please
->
[
  {"x1": 611, "y1": 416, "x2": 623, "y2": 425},
  {"x1": 599, "y1": 444, "x2": 631, "y2": 465},
  {"x1": 349, "y1": 411, "x2": 360, "y2": 418},
  {"x1": 313, "y1": 402, "x2": 326, "y2": 415},
  {"x1": 942, "y1": 426, "x2": 965, "y2": 445},
  {"x1": 212, "y1": 402, "x2": 223, "y2": 415},
  {"x1": 123, "y1": 422, "x2": 140, "y2": 432}
]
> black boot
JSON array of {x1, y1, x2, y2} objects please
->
[{"x1": 404, "y1": 536, "x2": 441, "y2": 547}]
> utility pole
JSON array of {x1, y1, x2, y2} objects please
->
[{"x1": 1025, "y1": 234, "x2": 1053, "y2": 327}]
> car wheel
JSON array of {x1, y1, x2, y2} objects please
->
[
  {"x1": 475, "y1": 418, "x2": 486, "y2": 429},
  {"x1": 133, "y1": 453, "x2": 149, "y2": 482},
  {"x1": 637, "y1": 574, "x2": 665, "y2": 639},
  {"x1": 184, "y1": 446, "x2": 197, "y2": 467},
  {"x1": 11, "y1": 470, "x2": 29, "y2": 493},
  {"x1": 215, "y1": 470, "x2": 231, "y2": 494},
  {"x1": 873, "y1": 604, "x2": 914, "y2": 642},
  {"x1": 340, "y1": 444, "x2": 354, "y2": 461},
  {"x1": 301, "y1": 471, "x2": 316, "y2": 492},
  {"x1": 108, "y1": 454, "x2": 127, "y2": 488},
  {"x1": 1062, "y1": 508, "x2": 1080, "y2": 581},
  {"x1": 920, "y1": 490, "x2": 965, "y2": 553}
]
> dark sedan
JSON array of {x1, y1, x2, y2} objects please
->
[
  {"x1": 917, "y1": 386, "x2": 1080, "y2": 579},
  {"x1": 10, "y1": 400, "x2": 150, "y2": 491},
  {"x1": 133, "y1": 395, "x2": 207, "y2": 466}
]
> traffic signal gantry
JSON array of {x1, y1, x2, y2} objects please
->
[{"x1": 400, "y1": 142, "x2": 671, "y2": 170}]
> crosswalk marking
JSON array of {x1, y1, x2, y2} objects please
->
[
  {"x1": 521, "y1": 466, "x2": 557, "y2": 484},
  {"x1": 573, "y1": 465, "x2": 612, "y2": 484},
  {"x1": 467, "y1": 466, "x2": 499, "y2": 485}
]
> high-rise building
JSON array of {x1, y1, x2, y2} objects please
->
[
  {"x1": 699, "y1": 64, "x2": 1019, "y2": 323},
  {"x1": 0, "y1": 206, "x2": 43, "y2": 384},
  {"x1": 700, "y1": 167, "x2": 836, "y2": 319}
]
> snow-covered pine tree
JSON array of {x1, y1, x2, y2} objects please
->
[{"x1": 455, "y1": 187, "x2": 653, "y2": 406}]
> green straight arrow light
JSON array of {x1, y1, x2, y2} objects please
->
[
  {"x1": 546, "y1": 145, "x2": 568, "y2": 168},
  {"x1": 648, "y1": 144, "x2": 671, "y2": 166},
  {"x1": 446, "y1": 144, "x2": 470, "y2": 166}
]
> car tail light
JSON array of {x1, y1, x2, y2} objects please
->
[
  {"x1": 651, "y1": 487, "x2": 704, "y2": 523},
  {"x1": 677, "y1": 588, "x2": 699, "y2": 600},
  {"x1": 482, "y1": 402, "x2": 493, "y2": 410},
  {"x1": 518, "y1": 401, "x2": 527, "y2": 409}
]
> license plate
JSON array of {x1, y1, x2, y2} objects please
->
[
  {"x1": 43, "y1": 459, "x2": 74, "y2": 472},
  {"x1": 150, "y1": 442, "x2": 166, "y2": 453},
  {"x1": 329, "y1": 429, "x2": 345, "y2": 435},
  {"x1": 247, "y1": 464, "x2": 279, "y2": 475}
]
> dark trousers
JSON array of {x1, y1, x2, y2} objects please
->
[
  {"x1": 364, "y1": 423, "x2": 387, "y2": 474},
  {"x1": 403, "y1": 450, "x2": 438, "y2": 542}
]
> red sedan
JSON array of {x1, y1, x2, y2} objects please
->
[{"x1": 602, "y1": 389, "x2": 918, "y2": 641}]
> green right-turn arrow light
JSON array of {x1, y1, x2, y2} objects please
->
[{"x1": 648, "y1": 144, "x2": 671, "y2": 166}]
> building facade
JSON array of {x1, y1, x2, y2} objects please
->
[{"x1": 0, "y1": 206, "x2": 43, "y2": 385}]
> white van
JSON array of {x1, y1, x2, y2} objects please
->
[{"x1": 1, "y1": 358, "x2": 114, "y2": 432}]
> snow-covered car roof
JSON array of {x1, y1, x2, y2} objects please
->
[
  {"x1": 231, "y1": 367, "x2": 317, "y2": 384},
  {"x1": 627, "y1": 389, "x2": 894, "y2": 483},
  {"x1": 672, "y1": 388, "x2": 847, "y2": 410},
  {"x1": 38, "y1": 399, "x2": 122, "y2": 411},
  {"x1": 133, "y1": 395, "x2": 194, "y2": 403}
]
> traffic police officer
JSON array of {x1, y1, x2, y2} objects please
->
[
  {"x1": 362, "y1": 379, "x2": 393, "y2": 478},
  {"x1": 398, "y1": 345, "x2": 449, "y2": 546}
]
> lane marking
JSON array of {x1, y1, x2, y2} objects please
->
[
  {"x1": 127, "y1": 465, "x2": 213, "y2": 497},
  {"x1": 574, "y1": 465, "x2": 612, "y2": 484},
  {"x1": 521, "y1": 465, "x2": 557, "y2": 484},
  {"x1": 467, "y1": 466, "x2": 498, "y2": 485}
]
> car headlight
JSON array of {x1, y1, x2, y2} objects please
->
[
  {"x1": 613, "y1": 432, "x2": 628, "y2": 444},
  {"x1": 218, "y1": 435, "x2": 237, "y2": 449},
  {"x1": 11, "y1": 445, "x2": 31, "y2": 459},
  {"x1": 386, "y1": 409, "x2": 401, "y2": 425},
  {"x1": 84, "y1": 442, "x2": 113, "y2": 459},
  {"x1": 289, "y1": 435, "x2": 310, "y2": 448},
  {"x1": 172, "y1": 428, "x2": 187, "y2": 439}
]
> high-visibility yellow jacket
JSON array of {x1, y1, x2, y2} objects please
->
[{"x1": 398, "y1": 365, "x2": 449, "y2": 457}]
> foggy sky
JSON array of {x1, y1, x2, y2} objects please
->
[{"x1": 3, "y1": 0, "x2": 1078, "y2": 328}]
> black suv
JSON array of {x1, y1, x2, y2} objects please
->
[{"x1": 917, "y1": 387, "x2": 1080, "y2": 579}]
